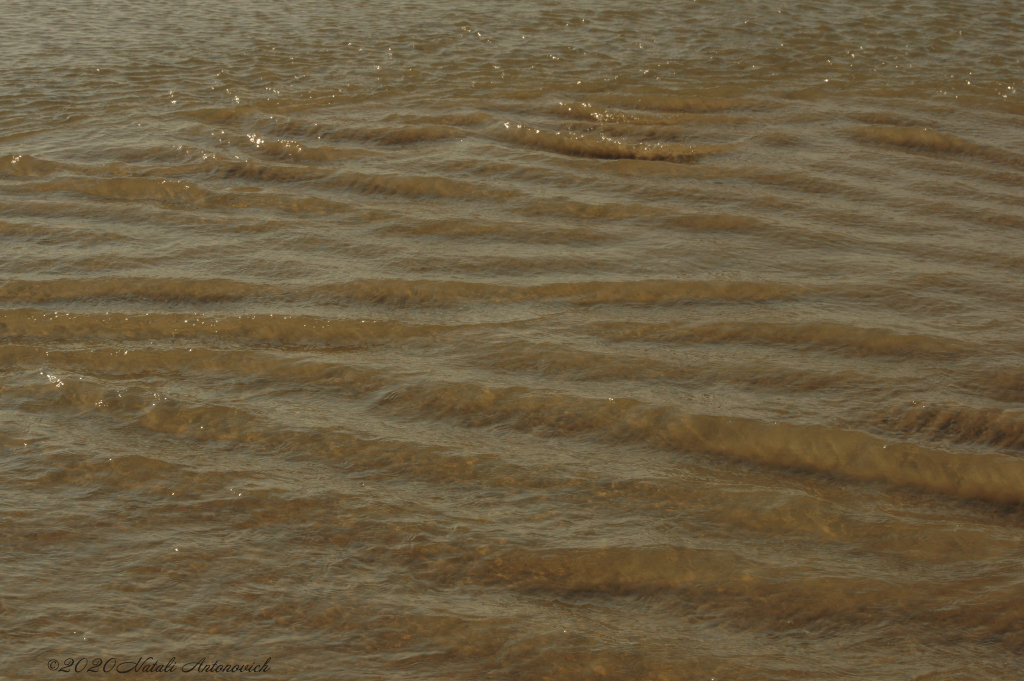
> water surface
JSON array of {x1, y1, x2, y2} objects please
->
[{"x1": 2, "y1": 1, "x2": 1024, "y2": 679}]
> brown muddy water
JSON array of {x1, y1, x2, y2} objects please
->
[{"x1": 2, "y1": 1, "x2": 1024, "y2": 679}]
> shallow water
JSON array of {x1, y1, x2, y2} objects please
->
[{"x1": 2, "y1": 1, "x2": 1023, "y2": 679}]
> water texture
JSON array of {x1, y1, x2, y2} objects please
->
[{"x1": 2, "y1": 1, "x2": 1023, "y2": 679}]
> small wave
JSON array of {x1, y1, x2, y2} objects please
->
[
  {"x1": 175, "y1": 156, "x2": 333, "y2": 183},
  {"x1": 14, "y1": 176, "x2": 208, "y2": 203},
  {"x1": 467, "y1": 342, "x2": 686, "y2": 383},
  {"x1": 467, "y1": 340, "x2": 878, "y2": 392},
  {"x1": 465, "y1": 546, "x2": 747, "y2": 593},
  {"x1": 599, "y1": 94, "x2": 768, "y2": 113},
  {"x1": 402, "y1": 112, "x2": 491, "y2": 127},
  {"x1": 5, "y1": 346, "x2": 394, "y2": 398},
  {"x1": 8, "y1": 375, "x2": 464, "y2": 485},
  {"x1": 259, "y1": 142, "x2": 376, "y2": 163},
  {"x1": 378, "y1": 219, "x2": 617, "y2": 243},
  {"x1": 8, "y1": 176, "x2": 349, "y2": 214},
  {"x1": 175, "y1": 105, "x2": 265, "y2": 124},
  {"x1": 389, "y1": 254, "x2": 621, "y2": 276},
  {"x1": 963, "y1": 371, "x2": 1024, "y2": 403},
  {"x1": 379, "y1": 381, "x2": 1024, "y2": 505},
  {"x1": 551, "y1": 101, "x2": 748, "y2": 126},
  {"x1": 0, "y1": 278, "x2": 793, "y2": 312},
  {"x1": 728, "y1": 166, "x2": 866, "y2": 198},
  {"x1": 328, "y1": 171, "x2": 518, "y2": 201},
  {"x1": 316, "y1": 279, "x2": 802, "y2": 307},
  {"x1": 592, "y1": 321, "x2": 969, "y2": 358},
  {"x1": 655, "y1": 214, "x2": 764, "y2": 232},
  {"x1": 878, "y1": 403, "x2": 1024, "y2": 450},
  {"x1": 199, "y1": 189, "x2": 349, "y2": 215},
  {"x1": 850, "y1": 125, "x2": 1024, "y2": 167},
  {"x1": 517, "y1": 199, "x2": 665, "y2": 220},
  {"x1": 0, "y1": 154, "x2": 59, "y2": 178},
  {"x1": 498, "y1": 123, "x2": 727, "y2": 163},
  {"x1": 311, "y1": 124, "x2": 465, "y2": 146},
  {"x1": 0, "y1": 278, "x2": 267, "y2": 304},
  {"x1": 0, "y1": 308, "x2": 449, "y2": 349},
  {"x1": 0, "y1": 219, "x2": 129, "y2": 245},
  {"x1": 376, "y1": 125, "x2": 466, "y2": 145},
  {"x1": 849, "y1": 112, "x2": 934, "y2": 127}
]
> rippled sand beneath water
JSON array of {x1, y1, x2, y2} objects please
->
[{"x1": 2, "y1": 0, "x2": 1024, "y2": 679}]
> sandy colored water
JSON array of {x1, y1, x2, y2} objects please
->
[{"x1": 2, "y1": 1, "x2": 1023, "y2": 679}]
